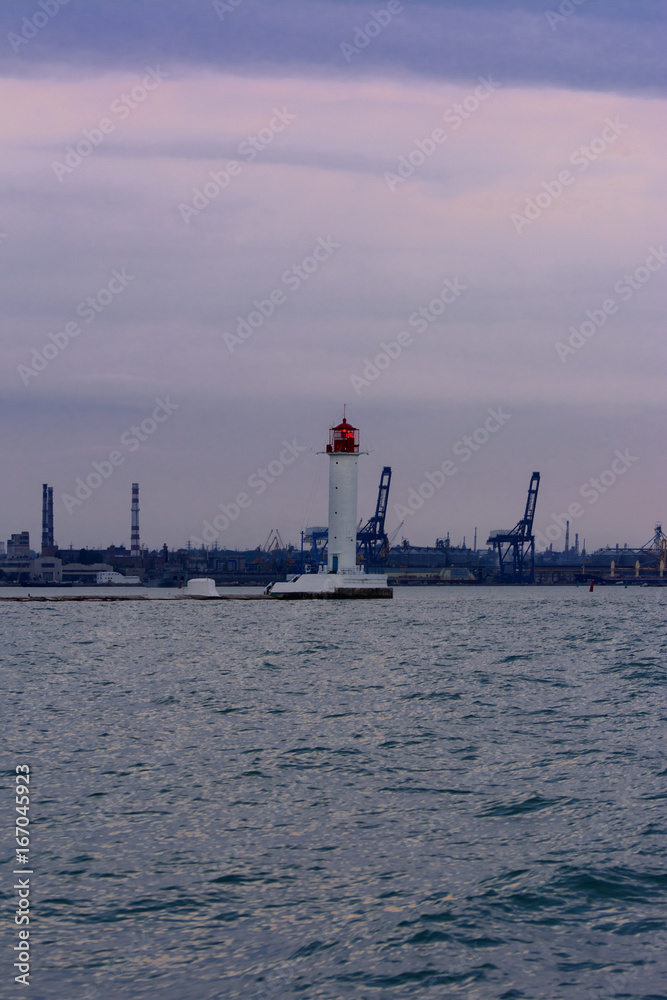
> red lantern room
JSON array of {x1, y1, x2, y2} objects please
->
[{"x1": 326, "y1": 417, "x2": 359, "y2": 454}]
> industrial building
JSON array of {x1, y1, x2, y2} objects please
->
[{"x1": 7, "y1": 532, "x2": 31, "y2": 559}]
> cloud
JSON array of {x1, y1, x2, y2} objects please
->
[{"x1": 0, "y1": 0, "x2": 665, "y2": 96}]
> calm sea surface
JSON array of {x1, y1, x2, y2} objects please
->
[{"x1": 2, "y1": 587, "x2": 666, "y2": 1000}]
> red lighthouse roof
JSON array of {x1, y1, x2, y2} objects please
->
[{"x1": 327, "y1": 416, "x2": 359, "y2": 454}]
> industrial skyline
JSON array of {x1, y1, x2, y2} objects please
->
[
  {"x1": 4, "y1": 471, "x2": 664, "y2": 590},
  {"x1": 3, "y1": 468, "x2": 659, "y2": 559}
]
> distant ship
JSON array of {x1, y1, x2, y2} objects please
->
[{"x1": 96, "y1": 571, "x2": 142, "y2": 586}]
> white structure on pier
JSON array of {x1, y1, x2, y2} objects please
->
[{"x1": 269, "y1": 413, "x2": 392, "y2": 600}]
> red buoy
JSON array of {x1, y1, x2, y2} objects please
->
[{"x1": 589, "y1": 580, "x2": 594, "y2": 592}]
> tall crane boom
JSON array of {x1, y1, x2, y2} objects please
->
[
  {"x1": 357, "y1": 466, "x2": 392, "y2": 568},
  {"x1": 520, "y1": 472, "x2": 540, "y2": 540}
]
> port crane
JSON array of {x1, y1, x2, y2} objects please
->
[
  {"x1": 487, "y1": 472, "x2": 540, "y2": 584},
  {"x1": 385, "y1": 520, "x2": 404, "y2": 548},
  {"x1": 641, "y1": 522, "x2": 667, "y2": 573},
  {"x1": 357, "y1": 466, "x2": 392, "y2": 568},
  {"x1": 263, "y1": 529, "x2": 285, "y2": 554}
]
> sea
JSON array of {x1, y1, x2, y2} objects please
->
[{"x1": 2, "y1": 586, "x2": 666, "y2": 1000}]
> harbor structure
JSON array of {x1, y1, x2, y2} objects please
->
[
  {"x1": 487, "y1": 472, "x2": 540, "y2": 584},
  {"x1": 269, "y1": 414, "x2": 392, "y2": 599}
]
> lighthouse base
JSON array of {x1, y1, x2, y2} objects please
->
[{"x1": 267, "y1": 572, "x2": 392, "y2": 600}]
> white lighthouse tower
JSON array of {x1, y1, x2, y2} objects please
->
[
  {"x1": 326, "y1": 416, "x2": 359, "y2": 574},
  {"x1": 268, "y1": 412, "x2": 392, "y2": 599}
]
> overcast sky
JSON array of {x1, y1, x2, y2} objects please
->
[{"x1": 2, "y1": 0, "x2": 665, "y2": 552}]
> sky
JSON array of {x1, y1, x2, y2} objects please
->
[{"x1": 1, "y1": 0, "x2": 665, "y2": 553}]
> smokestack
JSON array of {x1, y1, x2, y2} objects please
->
[
  {"x1": 47, "y1": 486, "x2": 54, "y2": 548},
  {"x1": 41, "y1": 484, "x2": 49, "y2": 553},
  {"x1": 42, "y1": 484, "x2": 55, "y2": 554},
  {"x1": 564, "y1": 520, "x2": 570, "y2": 554},
  {"x1": 131, "y1": 483, "x2": 140, "y2": 557}
]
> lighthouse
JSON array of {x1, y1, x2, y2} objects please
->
[
  {"x1": 268, "y1": 412, "x2": 392, "y2": 599},
  {"x1": 326, "y1": 416, "x2": 359, "y2": 573}
]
